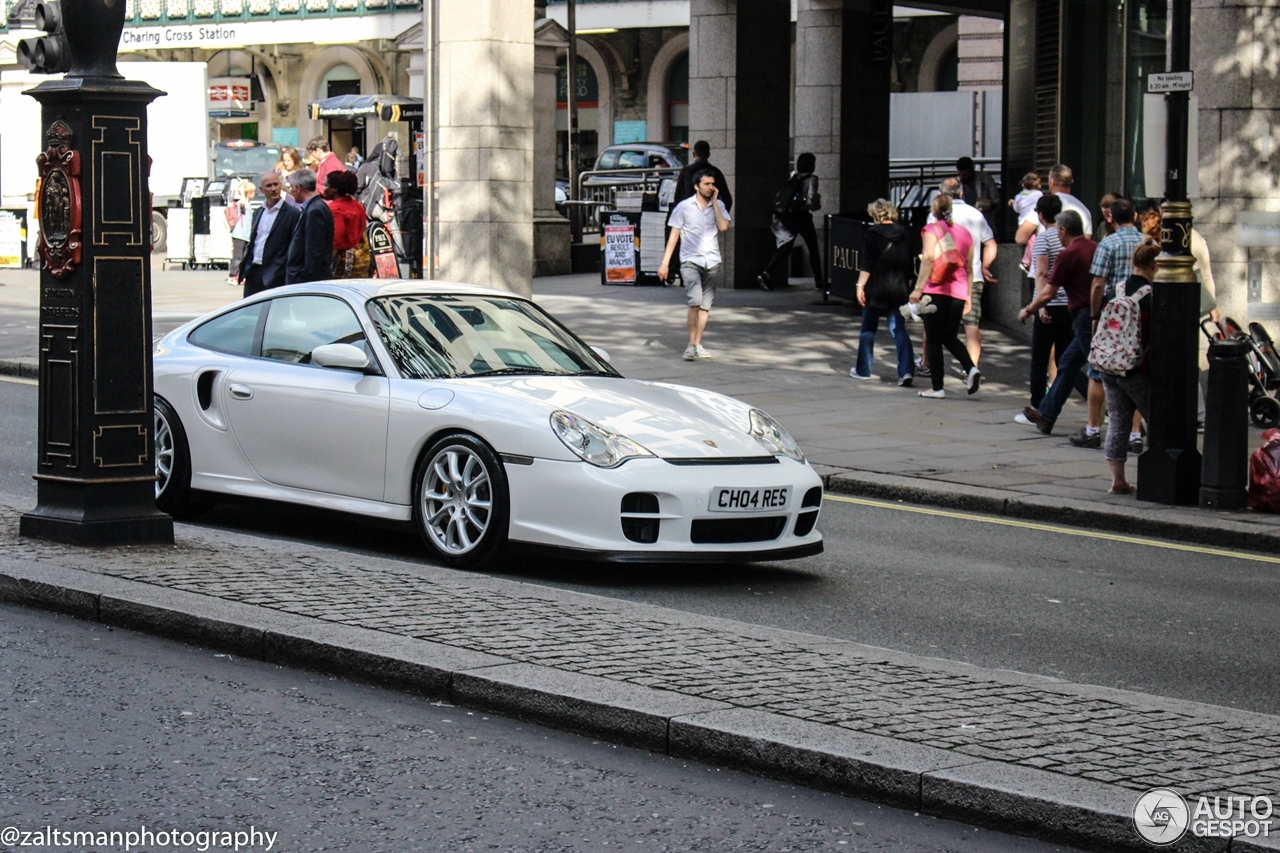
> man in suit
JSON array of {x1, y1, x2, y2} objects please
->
[
  {"x1": 237, "y1": 170, "x2": 300, "y2": 298},
  {"x1": 284, "y1": 168, "x2": 335, "y2": 285}
]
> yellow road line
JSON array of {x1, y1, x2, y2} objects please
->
[
  {"x1": 0, "y1": 374, "x2": 37, "y2": 386},
  {"x1": 823, "y1": 493, "x2": 1280, "y2": 565}
]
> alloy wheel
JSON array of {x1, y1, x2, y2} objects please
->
[{"x1": 421, "y1": 445, "x2": 493, "y2": 555}]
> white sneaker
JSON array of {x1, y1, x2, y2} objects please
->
[
  {"x1": 849, "y1": 368, "x2": 873, "y2": 380},
  {"x1": 695, "y1": 345, "x2": 712, "y2": 359},
  {"x1": 918, "y1": 389, "x2": 945, "y2": 399},
  {"x1": 683, "y1": 345, "x2": 697, "y2": 361},
  {"x1": 965, "y1": 366, "x2": 982, "y2": 395},
  {"x1": 1014, "y1": 413, "x2": 1033, "y2": 426}
]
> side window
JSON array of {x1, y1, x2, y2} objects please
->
[
  {"x1": 617, "y1": 150, "x2": 647, "y2": 169},
  {"x1": 261, "y1": 295, "x2": 366, "y2": 364},
  {"x1": 188, "y1": 303, "x2": 264, "y2": 356},
  {"x1": 596, "y1": 150, "x2": 618, "y2": 169}
]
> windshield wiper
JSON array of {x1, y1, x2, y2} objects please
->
[{"x1": 471, "y1": 366, "x2": 557, "y2": 377}]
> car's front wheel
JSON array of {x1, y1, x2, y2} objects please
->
[{"x1": 413, "y1": 434, "x2": 510, "y2": 568}]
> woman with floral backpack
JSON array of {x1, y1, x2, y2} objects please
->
[
  {"x1": 1095, "y1": 238, "x2": 1160, "y2": 494},
  {"x1": 910, "y1": 193, "x2": 981, "y2": 398}
]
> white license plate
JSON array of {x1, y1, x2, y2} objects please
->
[{"x1": 709, "y1": 486, "x2": 791, "y2": 513}]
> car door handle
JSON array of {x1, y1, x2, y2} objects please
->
[{"x1": 228, "y1": 384, "x2": 253, "y2": 400}]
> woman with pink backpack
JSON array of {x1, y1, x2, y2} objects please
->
[{"x1": 910, "y1": 193, "x2": 981, "y2": 398}]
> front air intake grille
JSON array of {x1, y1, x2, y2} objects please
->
[
  {"x1": 794, "y1": 511, "x2": 819, "y2": 537},
  {"x1": 690, "y1": 516, "x2": 787, "y2": 544},
  {"x1": 621, "y1": 492, "x2": 660, "y2": 514},
  {"x1": 802, "y1": 487, "x2": 823, "y2": 508},
  {"x1": 622, "y1": 517, "x2": 660, "y2": 543}
]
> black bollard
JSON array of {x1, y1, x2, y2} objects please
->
[{"x1": 1200, "y1": 338, "x2": 1251, "y2": 510}]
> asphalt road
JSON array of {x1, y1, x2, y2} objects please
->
[
  {"x1": 0, "y1": 602, "x2": 1084, "y2": 853},
  {"x1": 2, "y1": 377, "x2": 1279, "y2": 717}
]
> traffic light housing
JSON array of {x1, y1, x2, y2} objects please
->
[{"x1": 18, "y1": 1, "x2": 71, "y2": 75}]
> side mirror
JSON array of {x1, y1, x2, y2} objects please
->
[
  {"x1": 592, "y1": 346, "x2": 611, "y2": 363},
  {"x1": 311, "y1": 343, "x2": 370, "y2": 371}
]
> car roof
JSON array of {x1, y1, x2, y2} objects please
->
[{"x1": 257, "y1": 279, "x2": 527, "y2": 301}]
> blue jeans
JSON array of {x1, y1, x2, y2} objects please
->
[
  {"x1": 1037, "y1": 308, "x2": 1093, "y2": 423},
  {"x1": 855, "y1": 306, "x2": 915, "y2": 379}
]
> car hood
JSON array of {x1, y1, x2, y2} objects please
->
[{"x1": 450, "y1": 376, "x2": 773, "y2": 460}]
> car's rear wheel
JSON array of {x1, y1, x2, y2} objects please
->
[
  {"x1": 154, "y1": 396, "x2": 207, "y2": 518},
  {"x1": 413, "y1": 434, "x2": 509, "y2": 568}
]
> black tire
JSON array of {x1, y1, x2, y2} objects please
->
[
  {"x1": 412, "y1": 433, "x2": 510, "y2": 569},
  {"x1": 154, "y1": 395, "x2": 208, "y2": 518},
  {"x1": 151, "y1": 211, "x2": 168, "y2": 253},
  {"x1": 1251, "y1": 395, "x2": 1280, "y2": 429}
]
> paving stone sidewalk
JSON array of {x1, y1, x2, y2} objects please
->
[{"x1": 4, "y1": 495, "x2": 1278, "y2": 809}]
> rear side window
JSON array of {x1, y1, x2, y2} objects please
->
[
  {"x1": 617, "y1": 150, "x2": 647, "y2": 168},
  {"x1": 188, "y1": 303, "x2": 264, "y2": 356}
]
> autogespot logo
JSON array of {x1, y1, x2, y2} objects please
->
[{"x1": 1134, "y1": 788, "x2": 1190, "y2": 845}]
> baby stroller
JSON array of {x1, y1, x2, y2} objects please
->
[{"x1": 1201, "y1": 316, "x2": 1280, "y2": 428}]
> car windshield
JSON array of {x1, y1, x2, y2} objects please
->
[
  {"x1": 367, "y1": 294, "x2": 620, "y2": 380},
  {"x1": 215, "y1": 143, "x2": 282, "y2": 178}
]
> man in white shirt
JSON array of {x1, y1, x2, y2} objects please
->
[
  {"x1": 658, "y1": 169, "x2": 731, "y2": 360},
  {"x1": 237, "y1": 170, "x2": 300, "y2": 297},
  {"x1": 937, "y1": 178, "x2": 996, "y2": 365},
  {"x1": 1048, "y1": 163, "x2": 1092, "y2": 237}
]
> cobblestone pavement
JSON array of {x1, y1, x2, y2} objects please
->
[{"x1": 4, "y1": 495, "x2": 1278, "y2": 803}]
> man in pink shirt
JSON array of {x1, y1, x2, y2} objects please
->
[{"x1": 306, "y1": 136, "x2": 347, "y2": 190}]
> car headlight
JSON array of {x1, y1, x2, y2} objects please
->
[
  {"x1": 550, "y1": 410, "x2": 654, "y2": 468},
  {"x1": 749, "y1": 409, "x2": 804, "y2": 462}
]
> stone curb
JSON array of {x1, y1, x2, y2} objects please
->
[
  {"x1": 0, "y1": 357, "x2": 37, "y2": 379},
  {"x1": 0, "y1": 557, "x2": 1242, "y2": 853},
  {"x1": 823, "y1": 469, "x2": 1280, "y2": 556}
]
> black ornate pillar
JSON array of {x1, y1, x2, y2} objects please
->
[{"x1": 19, "y1": 0, "x2": 173, "y2": 545}]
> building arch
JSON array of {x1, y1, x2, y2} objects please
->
[
  {"x1": 298, "y1": 45, "x2": 382, "y2": 144},
  {"x1": 917, "y1": 22, "x2": 959, "y2": 93},
  {"x1": 646, "y1": 31, "x2": 689, "y2": 141},
  {"x1": 560, "y1": 39, "x2": 613, "y2": 147}
]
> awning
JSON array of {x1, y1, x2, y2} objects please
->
[{"x1": 307, "y1": 94, "x2": 423, "y2": 122}]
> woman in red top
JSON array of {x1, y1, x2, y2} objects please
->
[
  {"x1": 324, "y1": 170, "x2": 369, "y2": 278},
  {"x1": 910, "y1": 193, "x2": 980, "y2": 398}
]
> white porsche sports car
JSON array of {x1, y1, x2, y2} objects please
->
[{"x1": 152, "y1": 281, "x2": 823, "y2": 567}]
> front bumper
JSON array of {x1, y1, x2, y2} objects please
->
[{"x1": 503, "y1": 455, "x2": 823, "y2": 561}]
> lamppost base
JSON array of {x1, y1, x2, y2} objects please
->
[
  {"x1": 20, "y1": 480, "x2": 173, "y2": 546},
  {"x1": 1198, "y1": 485, "x2": 1247, "y2": 511}
]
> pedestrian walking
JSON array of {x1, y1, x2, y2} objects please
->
[
  {"x1": 284, "y1": 169, "x2": 335, "y2": 286},
  {"x1": 932, "y1": 177, "x2": 996, "y2": 366},
  {"x1": 911, "y1": 193, "x2": 980, "y2": 398},
  {"x1": 758, "y1": 153, "x2": 824, "y2": 291},
  {"x1": 226, "y1": 179, "x2": 255, "y2": 287},
  {"x1": 851, "y1": 199, "x2": 915, "y2": 386},
  {"x1": 1047, "y1": 164, "x2": 1092, "y2": 237},
  {"x1": 324, "y1": 170, "x2": 369, "y2": 279},
  {"x1": 305, "y1": 136, "x2": 346, "y2": 191},
  {"x1": 237, "y1": 171, "x2": 300, "y2": 298},
  {"x1": 1094, "y1": 192, "x2": 1119, "y2": 241},
  {"x1": 657, "y1": 169, "x2": 731, "y2": 360},
  {"x1": 1015, "y1": 210, "x2": 1097, "y2": 433},
  {"x1": 673, "y1": 140, "x2": 732, "y2": 212},
  {"x1": 1098, "y1": 238, "x2": 1160, "y2": 494},
  {"x1": 1069, "y1": 196, "x2": 1146, "y2": 449},
  {"x1": 1016, "y1": 193, "x2": 1085, "y2": 408}
]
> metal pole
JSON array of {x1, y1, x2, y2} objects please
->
[
  {"x1": 423, "y1": 0, "x2": 437, "y2": 279},
  {"x1": 566, "y1": 0, "x2": 579, "y2": 203},
  {"x1": 1137, "y1": 0, "x2": 1201, "y2": 504}
]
